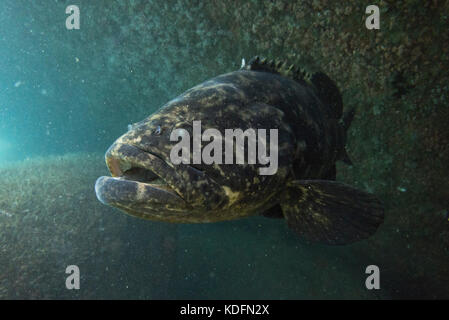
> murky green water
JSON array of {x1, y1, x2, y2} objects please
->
[{"x1": 0, "y1": 1, "x2": 448, "y2": 299}]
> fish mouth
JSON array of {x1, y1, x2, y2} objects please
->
[
  {"x1": 95, "y1": 144, "x2": 190, "y2": 214},
  {"x1": 106, "y1": 153, "x2": 173, "y2": 193}
]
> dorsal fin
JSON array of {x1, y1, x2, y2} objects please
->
[
  {"x1": 241, "y1": 56, "x2": 313, "y2": 85},
  {"x1": 310, "y1": 72, "x2": 343, "y2": 119},
  {"x1": 242, "y1": 56, "x2": 343, "y2": 119}
]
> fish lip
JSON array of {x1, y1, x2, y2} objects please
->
[
  {"x1": 103, "y1": 143, "x2": 187, "y2": 203},
  {"x1": 95, "y1": 175, "x2": 188, "y2": 210}
]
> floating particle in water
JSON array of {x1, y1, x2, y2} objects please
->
[{"x1": 0, "y1": 209, "x2": 12, "y2": 217}]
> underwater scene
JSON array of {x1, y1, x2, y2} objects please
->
[{"x1": 0, "y1": 0, "x2": 448, "y2": 300}]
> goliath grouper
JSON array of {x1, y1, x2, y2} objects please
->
[{"x1": 95, "y1": 56, "x2": 384, "y2": 245}]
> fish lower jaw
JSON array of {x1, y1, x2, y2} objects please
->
[{"x1": 95, "y1": 175, "x2": 186, "y2": 209}]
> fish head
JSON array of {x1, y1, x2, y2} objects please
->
[
  {"x1": 95, "y1": 103, "x2": 228, "y2": 222},
  {"x1": 95, "y1": 86, "x2": 295, "y2": 222}
]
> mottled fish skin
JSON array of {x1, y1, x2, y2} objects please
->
[{"x1": 95, "y1": 69, "x2": 346, "y2": 223}]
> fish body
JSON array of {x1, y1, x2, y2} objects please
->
[{"x1": 95, "y1": 57, "x2": 384, "y2": 245}]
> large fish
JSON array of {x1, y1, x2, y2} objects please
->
[{"x1": 95, "y1": 56, "x2": 384, "y2": 245}]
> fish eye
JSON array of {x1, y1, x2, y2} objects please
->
[{"x1": 154, "y1": 125, "x2": 162, "y2": 135}]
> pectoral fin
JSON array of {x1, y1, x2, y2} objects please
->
[{"x1": 280, "y1": 180, "x2": 384, "y2": 245}]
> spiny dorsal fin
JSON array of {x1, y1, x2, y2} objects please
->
[
  {"x1": 241, "y1": 56, "x2": 313, "y2": 85},
  {"x1": 242, "y1": 56, "x2": 343, "y2": 119}
]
